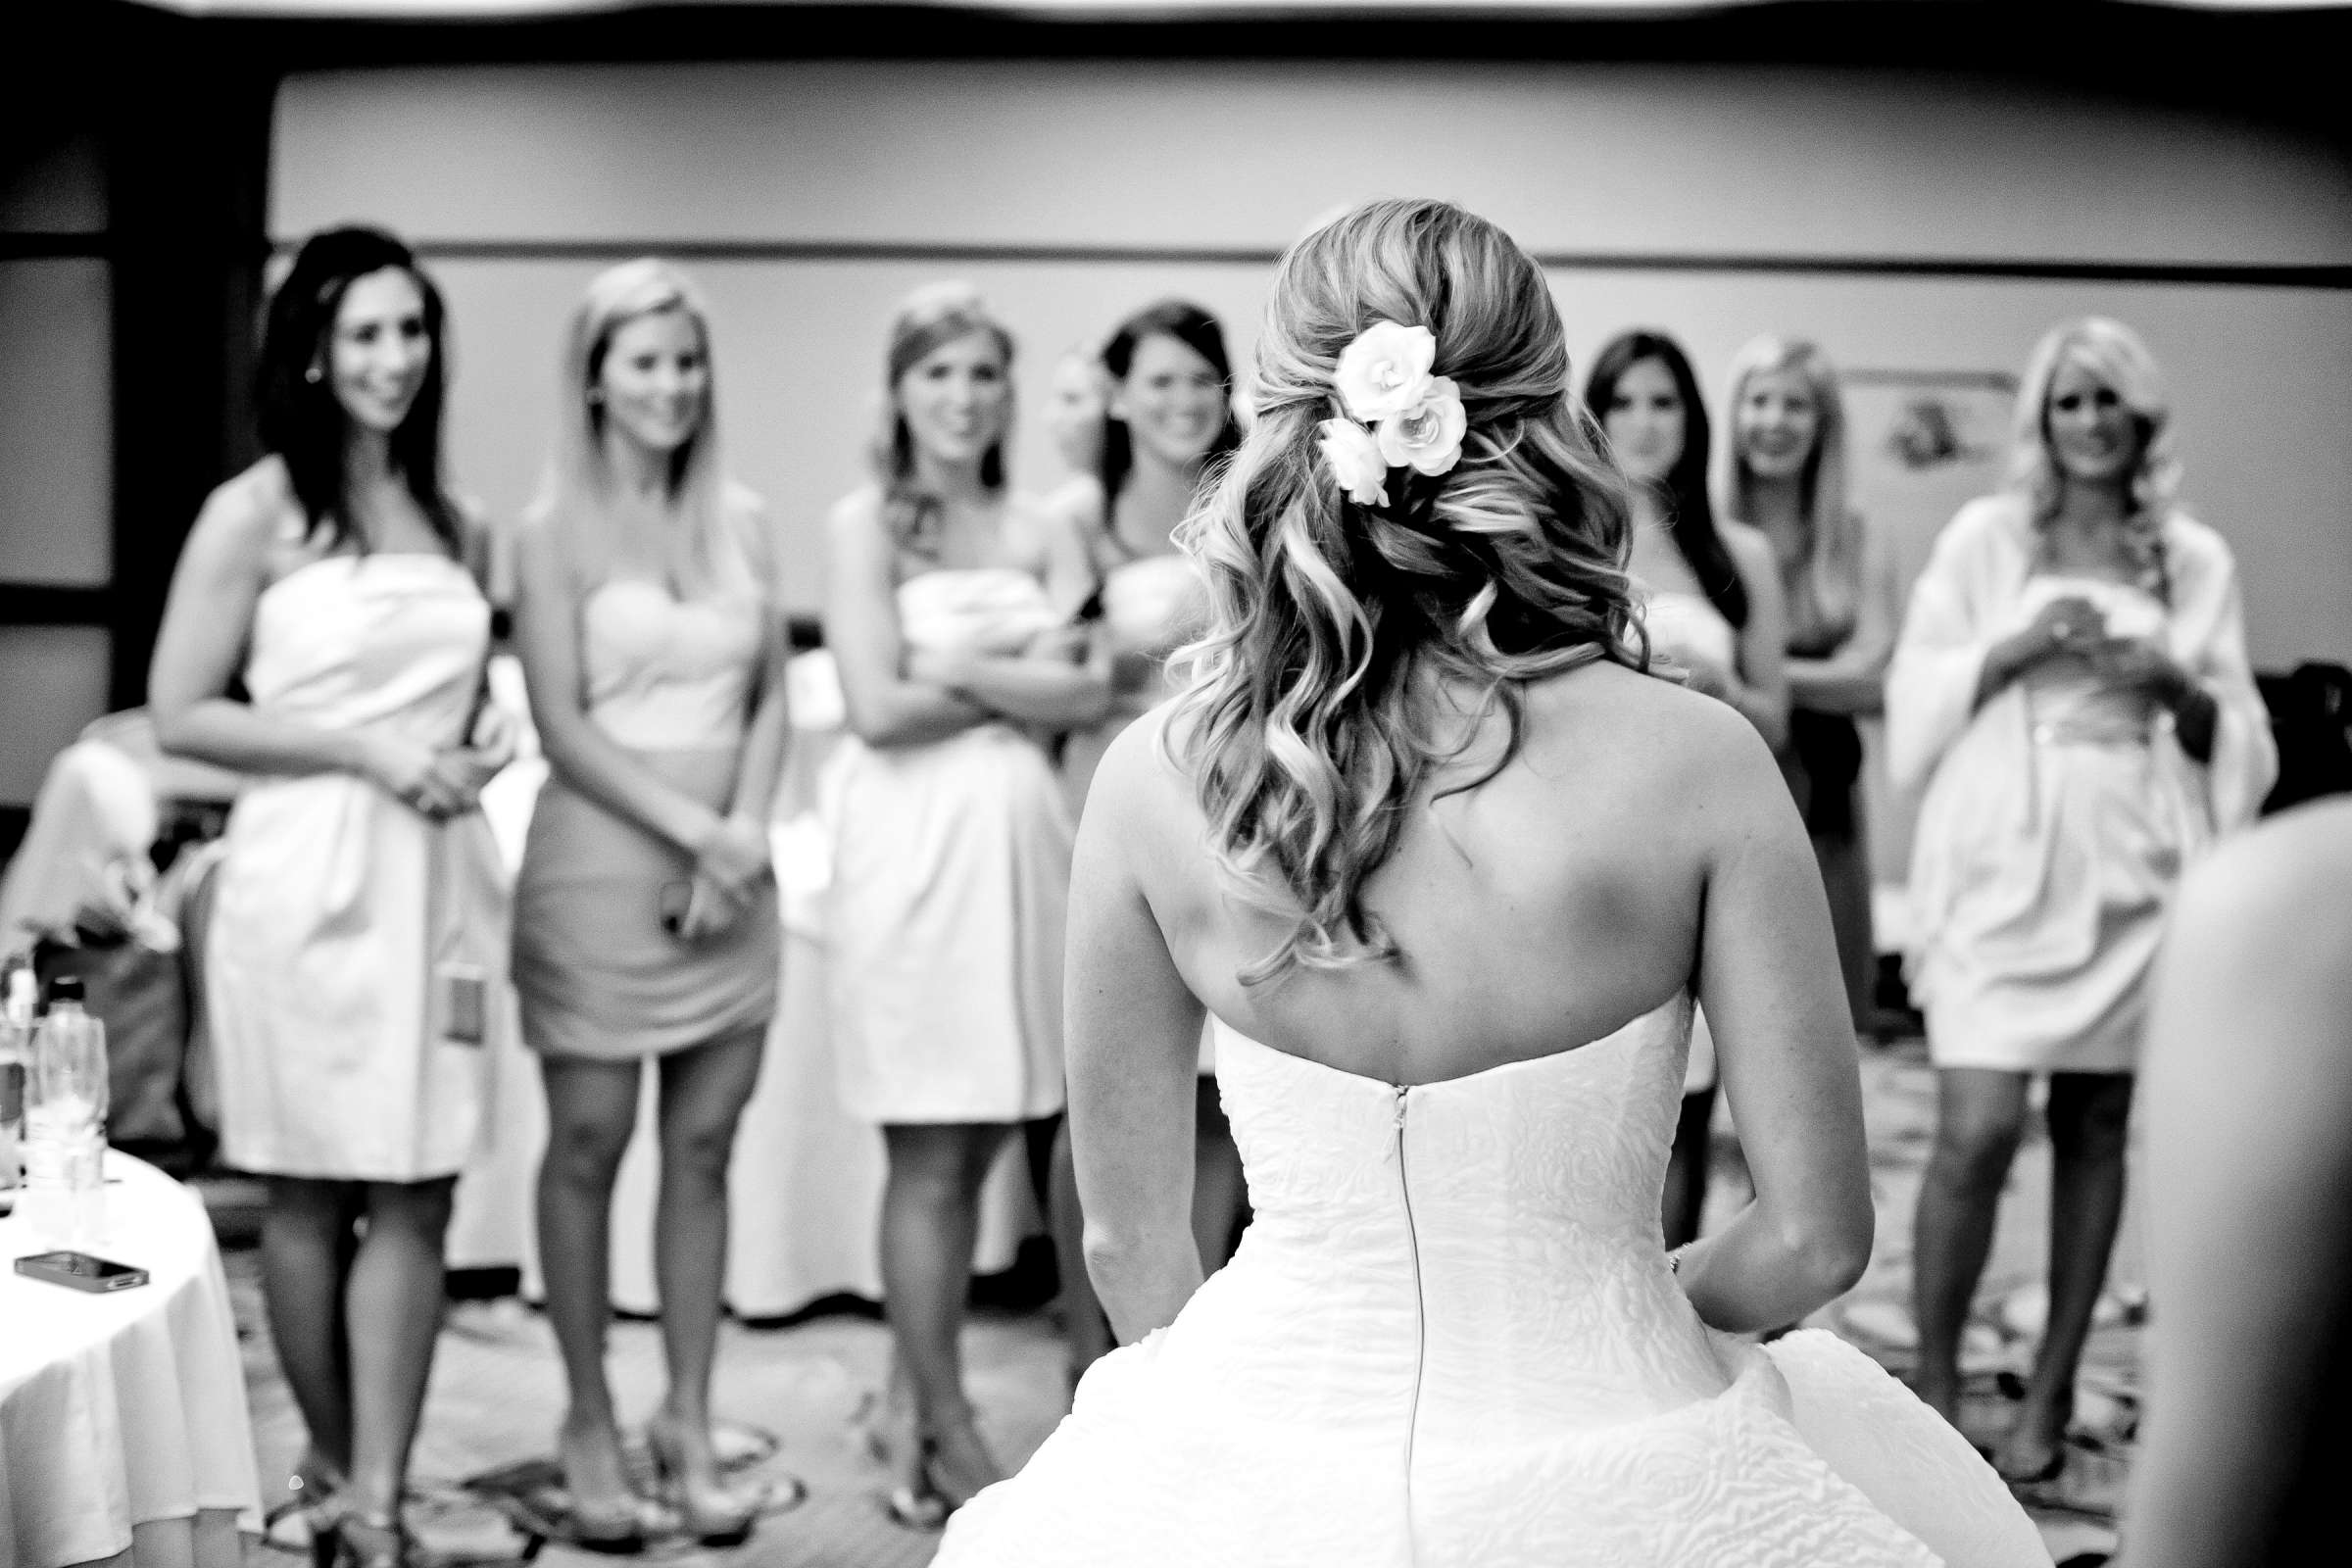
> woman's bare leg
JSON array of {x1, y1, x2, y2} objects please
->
[
  {"x1": 2001, "y1": 1070, "x2": 2134, "y2": 1476},
  {"x1": 649, "y1": 1028, "x2": 766, "y2": 1491},
  {"x1": 534, "y1": 1055, "x2": 644, "y2": 1509},
  {"x1": 1911, "y1": 1067, "x2": 2031, "y2": 1422},
  {"x1": 341, "y1": 1178, "x2": 457, "y2": 1522},
  {"x1": 261, "y1": 1177, "x2": 363, "y2": 1484},
  {"x1": 879, "y1": 1121, "x2": 1011, "y2": 1499}
]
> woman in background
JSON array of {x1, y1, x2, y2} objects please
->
[
  {"x1": 1889, "y1": 318, "x2": 2274, "y2": 1485},
  {"x1": 1042, "y1": 346, "x2": 1108, "y2": 519},
  {"x1": 510, "y1": 260, "x2": 792, "y2": 1549},
  {"x1": 1051, "y1": 300, "x2": 1246, "y2": 1384},
  {"x1": 824, "y1": 284, "x2": 1110, "y2": 1524},
  {"x1": 1720, "y1": 336, "x2": 1897, "y2": 1035},
  {"x1": 1583, "y1": 329, "x2": 1788, "y2": 1250},
  {"x1": 150, "y1": 226, "x2": 511, "y2": 1568}
]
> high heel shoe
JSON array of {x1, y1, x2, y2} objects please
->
[
  {"x1": 643, "y1": 1413, "x2": 761, "y2": 1547},
  {"x1": 321, "y1": 1506, "x2": 409, "y2": 1568},
  {"x1": 264, "y1": 1451, "x2": 344, "y2": 1568},
  {"x1": 537, "y1": 1421, "x2": 663, "y2": 1555},
  {"x1": 923, "y1": 1417, "x2": 1004, "y2": 1513},
  {"x1": 882, "y1": 1416, "x2": 1003, "y2": 1530}
]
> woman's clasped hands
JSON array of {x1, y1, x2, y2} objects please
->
[
  {"x1": 359, "y1": 703, "x2": 518, "y2": 820},
  {"x1": 675, "y1": 810, "x2": 771, "y2": 943}
]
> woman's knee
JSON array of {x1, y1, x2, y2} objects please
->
[
  {"x1": 1934, "y1": 1087, "x2": 2030, "y2": 1182},
  {"x1": 886, "y1": 1125, "x2": 998, "y2": 1204},
  {"x1": 365, "y1": 1177, "x2": 456, "y2": 1236},
  {"x1": 2048, "y1": 1073, "x2": 2134, "y2": 1159},
  {"x1": 659, "y1": 1106, "x2": 745, "y2": 1185},
  {"x1": 541, "y1": 1106, "x2": 635, "y2": 1188}
]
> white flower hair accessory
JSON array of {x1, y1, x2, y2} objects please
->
[
  {"x1": 1317, "y1": 418, "x2": 1390, "y2": 508},
  {"x1": 1319, "y1": 320, "x2": 1467, "y2": 505}
]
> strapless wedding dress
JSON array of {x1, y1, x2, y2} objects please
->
[{"x1": 938, "y1": 997, "x2": 2047, "y2": 1565}]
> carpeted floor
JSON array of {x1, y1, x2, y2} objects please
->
[{"x1": 222, "y1": 1039, "x2": 2138, "y2": 1567}]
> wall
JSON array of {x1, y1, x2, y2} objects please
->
[
  {"x1": 0, "y1": 131, "x2": 114, "y2": 823},
  {"x1": 271, "y1": 60, "x2": 2352, "y2": 675}
]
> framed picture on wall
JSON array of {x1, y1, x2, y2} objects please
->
[{"x1": 1842, "y1": 369, "x2": 2019, "y2": 903}]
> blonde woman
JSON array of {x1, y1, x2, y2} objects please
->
[
  {"x1": 509, "y1": 261, "x2": 792, "y2": 1549},
  {"x1": 933, "y1": 196, "x2": 2042, "y2": 1566},
  {"x1": 1721, "y1": 336, "x2": 1898, "y2": 1033},
  {"x1": 1889, "y1": 318, "x2": 2275, "y2": 1485},
  {"x1": 824, "y1": 284, "x2": 1109, "y2": 1523}
]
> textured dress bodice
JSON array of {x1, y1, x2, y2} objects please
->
[
  {"x1": 1183, "y1": 1001, "x2": 1730, "y2": 1445},
  {"x1": 940, "y1": 999, "x2": 2050, "y2": 1567}
]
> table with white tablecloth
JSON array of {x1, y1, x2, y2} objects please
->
[
  {"x1": 0, "y1": 1152, "x2": 262, "y2": 1568},
  {"x1": 444, "y1": 656, "x2": 1043, "y2": 1317}
]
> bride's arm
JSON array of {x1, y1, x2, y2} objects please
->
[
  {"x1": 1676, "y1": 707, "x2": 1874, "y2": 1332},
  {"x1": 1066, "y1": 712, "x2": 1209, "y2": 1342}
]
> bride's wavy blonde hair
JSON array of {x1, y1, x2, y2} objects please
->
[{"x1": 1173, "y1": 198, "x2": 1642, "y2": 985}]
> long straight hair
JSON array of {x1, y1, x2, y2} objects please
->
[
  {"x1": 1583, "y1": 330, "x2": 1747, "y2": 629},
  {"x1": 1720, "y1": 334, "x2": 1858, "y2": 643},
  {"x1": 255, "y1": 225, "x2": 461, "y2": 555},
  {"x1": 869, "y1": 282, "x2": 1017, "y2": 559},
  {"x1": 1097, "y1": 299, "x2": 1244, "y2": 511},
  {"x1": 539, "y1": 258, "x2": 740, "y2": 597},
  {"x1": 1175, "y1": 199, "x2": 1640, "y2": 984}
]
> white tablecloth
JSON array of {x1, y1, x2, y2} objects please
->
[
  {"x1": 0, "y1": 1152, "x2": 261, "y2": 1568},
  {"x1": 444, "y1": 659, "x2": 1042, "y2": 1316}
]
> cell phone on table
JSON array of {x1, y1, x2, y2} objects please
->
[
  {"x1": 16, "y1": 1250, "x2": 150, "y2": 1293},
  {"x1": 659, "y1": 879, "x2": 695, "y2": 938}
]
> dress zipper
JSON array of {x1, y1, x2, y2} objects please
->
[{"x1": 1395, "y1": 1083, "x2": 1425, "y2": 1558}]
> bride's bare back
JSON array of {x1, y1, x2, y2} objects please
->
[
  {"x1": 1070, "y1": 653, "x2": 1870, "y2": 1344},
  {"x1": 1087, "y1": 658, "x2": 1838, "y2": 1088}
]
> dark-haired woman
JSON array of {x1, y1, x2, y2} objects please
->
[
  {"x1": 1584, "y1": 330, "x2": 1788, "y2": 1250},
  {"x1": 1051, "y1": 301, "x2": 1246, "y2": 1384},
  {"x1": 150, "y1": 227, "x2": 511, "y2": 1568},
  {"x1": 823, "y1": 283, "x2": 1110, "y2": 1523}
]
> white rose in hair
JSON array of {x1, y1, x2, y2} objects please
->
[
  {"x1": 1317, "y1": 418, "x2": 1392, "y2": 507},
  {"x1": 1334, "y1": 321, "x2": 1437, "y2": 422},
  {"x1": 1375, "y1": 377, "x2": 1467, "y2": 476}
]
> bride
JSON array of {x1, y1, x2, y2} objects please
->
[{"x1": 936, "y1": 199, "x2": 2046, "y2": 1565}]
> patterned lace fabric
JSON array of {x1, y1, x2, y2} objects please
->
[{"x1": 939, "y1": 998, "x2": 2050, "y2": 1567}]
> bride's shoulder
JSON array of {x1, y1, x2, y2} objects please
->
[{"x1": 1523, "y1": 659, "x2": 1782, "y2": 802}]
